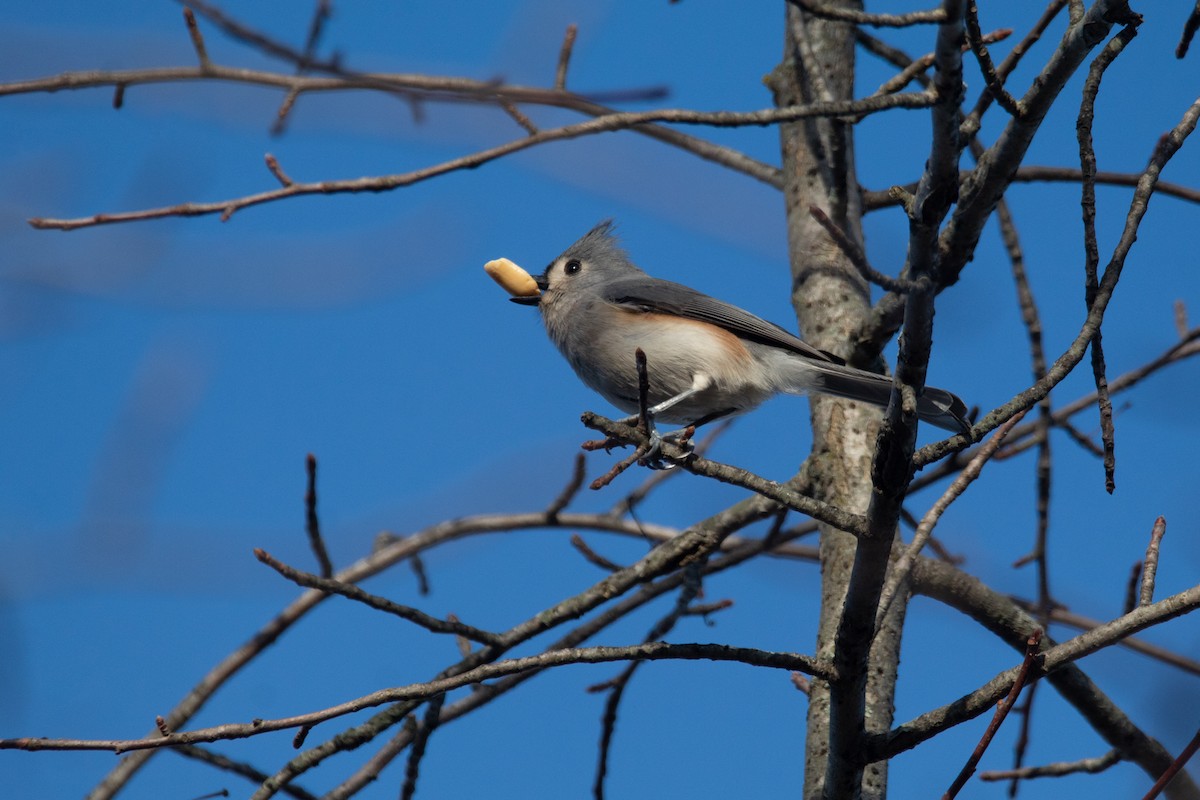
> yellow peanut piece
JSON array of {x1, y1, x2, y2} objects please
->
[{"x1": 484, "y1": 257, "x2": 540, "y2": 298}]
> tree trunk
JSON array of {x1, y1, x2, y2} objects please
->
[{"x1": 767, "y1": 4, "x2": 903, "y2": 798}]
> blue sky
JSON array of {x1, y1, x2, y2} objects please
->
[{"x1": 2, "y1": 2, "x2": 1199, "y2": 798}]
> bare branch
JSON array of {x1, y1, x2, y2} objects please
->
[
  {"x1": 554, "y1": 24, "x2": 578, "y2": 90},
  {"x1": 546, "y1": 453, "x2": 587, "y2": 519},
  {"x1": 171, "y1": 745, "x2": 321, "y2": 800},
  {"x1": 303, "y1": 454, "x2": 334, "y2": 578},
  {"x1": 580, "y1": 411, "x2": 868, "y2": 536},
  {"x1": 255, "y1": 548, "x2": 501, "y2": 644},
  {"x1": 1140, "y1": 516, "x2": 1167, "y2": 607},
  {"x1": 182, "y1": 8, "x2": 212, "y2": 70},
  {"x1": 0, "y1": 642, "x2": 833, "y2": 754},
  {"x1": 28, "y1": 93, "x2": 933, "y2": 230},
  {"x1": 1178, "y1": 2, "x2": 1200, "y2": 58},
  {"x1": 790, "y1": 0, "x2": 947, "y2": 27},
  {"x1": 979, "y1": 749, "x2": 1120, "y2": 781},
  {"x1": 809, "y1": 205, "x2": 915, "y2": 292},
  {"x1": 964, "y1": 1, "x2": 1021, "y2": 116}
]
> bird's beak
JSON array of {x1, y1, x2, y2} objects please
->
[{"x1": 509, "y1": 274, "x2": 548, "y2": 306}]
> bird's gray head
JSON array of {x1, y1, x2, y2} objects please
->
[{"x1": 509, "y1": 220, "x2": 643, "y2": 309}]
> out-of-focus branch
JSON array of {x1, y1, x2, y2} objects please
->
[
  {"x1": 27, "y1": 92, "x2": 933, "y2": 231},
  {"x1": 254, "y1": 548, "x2": 502, "y2": 644}
]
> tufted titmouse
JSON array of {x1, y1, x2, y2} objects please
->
[{"x1": 510, "y1": 221, "x2": 970, "y2": 448}]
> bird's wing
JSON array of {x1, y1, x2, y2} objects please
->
[{"x1": 603, "y1": 276, "x2": 844, "y2": 365}]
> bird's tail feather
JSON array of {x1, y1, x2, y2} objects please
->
[{"x1": 790, "y1": 361, "x2": 971, "y2": 434}]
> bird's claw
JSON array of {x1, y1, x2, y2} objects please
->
[
  {"x1": 639, "y1": 429, "x2": 674, "y2": 470},
  {"x1": 636, "y1": 428, "x2": 695, "y2": 471}
]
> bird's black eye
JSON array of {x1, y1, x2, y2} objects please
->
[{"x1": 564, "y1": 259, "x2": 582, "y2": 275}]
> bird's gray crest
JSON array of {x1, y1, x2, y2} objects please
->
[{"x1": 560, "y1": 219, "x2": 636, "y2": 271}]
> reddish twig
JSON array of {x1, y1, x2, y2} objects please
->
[
  {"x1": 1142, "y1": 726, "x2": 1200, "y2": 800},
  {"x1": 941, "y1": 630, "x2": 1044, "y2": 800}
]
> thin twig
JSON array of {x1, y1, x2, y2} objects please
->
[
  {"x1": 979, "y1": 749, "x2": 1120, "y2": 781},
  {"x1": 1178, "y1": 2, "x2": 1200, "y2": 58},
  {"x1": 942, "y1": 630, "x2": 1044, "y2": 800},
  {"x1": 546, "y1": 453, "x2": 587, "y2": 519},
  {"x1": 500, "y1": 100, "x2": 538, "y2": 134},
  {"x1": 877, "y1": 408, "x2": 1026, "y2": 627},
  {"x1": 608, "y1": 420, "x2": 731, "y2": 517},
  {"x1": 399, "y1": 695, "x2": 444, "y2": 800},
  {"x1": 964, "y1": 1, "x2": 1021, "y2": 116},
  {"x1": 255, "y1": 548, "x2": 501, "y2": 644},
  {"x1": 182, "y1": 8, "x2": 212, "y2": 70},
  {"x1": 1139, "y1": 516, "x2": 1166, "y2": 607},
  {"x1": 1142, "y1": 726, "x2": 1200, "y2": 800},
  {"x1": 1054, "y1": 417, "x2": 1105, "y2": 457},
  {"x1": 570, "y1": 534, "x2": 625, "y2": 572},
  {"x1": 304, "y1": 454, "x2": 334, "y2": 578},
  {"x1": 1125, "y1": 561, "x2": 1143, "y2": 615},
  {"x1": 593, "y1": 577, "x2": 703, "y2": 799},
  {"x1": 171, "y1": 745, "x2": 321, "y2": 800},
  {"x1": 963, "y1": 0, "x2": 1068, "y2": 132},
  {"x1": 409, "y1": 554, "x2": 430, "y2": 596},
  {"x1": 264, "y1": 154, "x2": 294, "y2": 187},
  {"x1": 555, "y1": 24, "x2": 578, "y2": 90},
  {"x1": 1008, "y1": 598, "x2": 1200, "y2": 677},
  {"x1": 809, "y1": 205, "x2": 914, "y2": 292},
  {"x1": 1079, "y1": 27, "x2": 1138, "y2": 495}
]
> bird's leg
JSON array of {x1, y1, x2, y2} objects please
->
[{"x1": 622, "y1": 372, "x2": 713, "y2": 470}]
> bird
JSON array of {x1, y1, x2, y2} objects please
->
[{"x1": 508, "y1": 220, "x2": 969, "y2": 461}]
